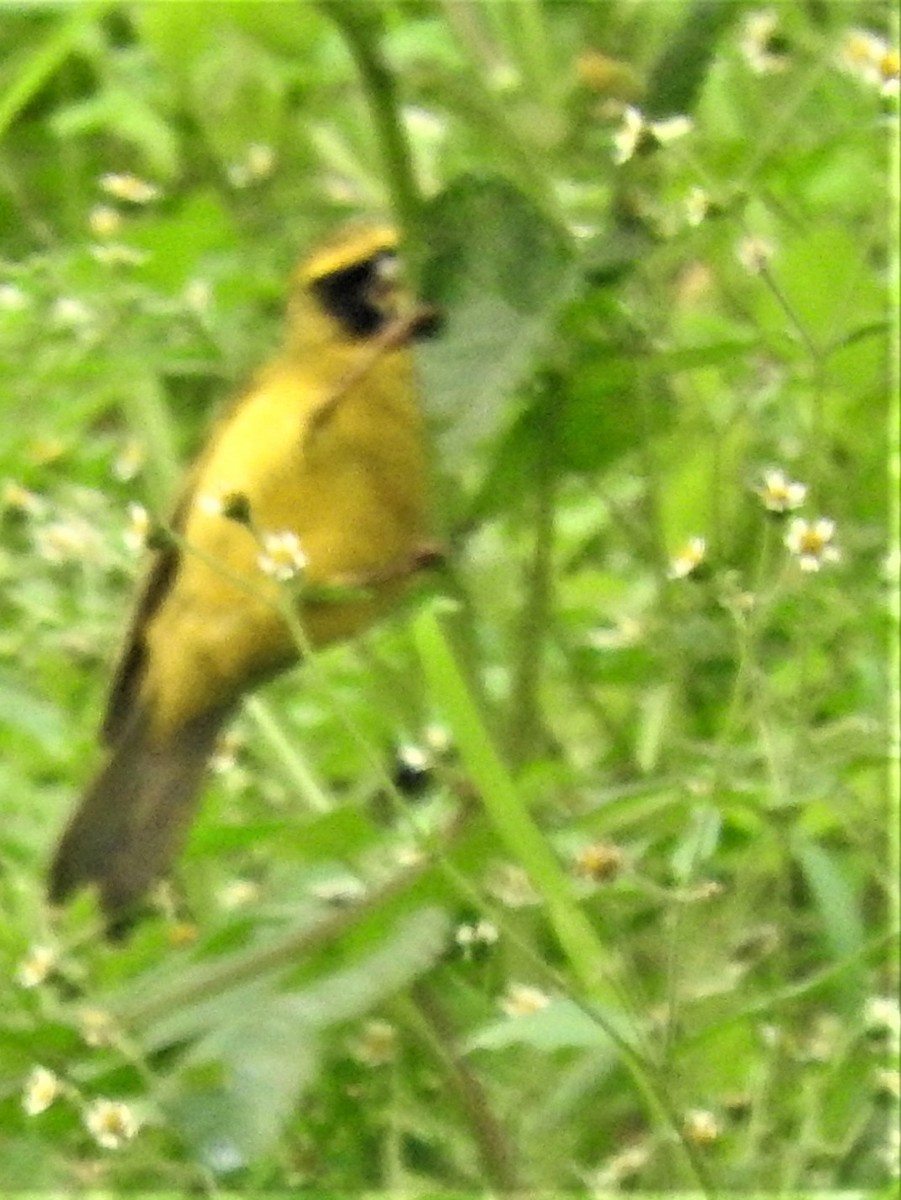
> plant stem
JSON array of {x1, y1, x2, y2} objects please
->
[
  {"x1": 407, "y1": 982, "x2": 521, "y2": 1192},
  {"x1": 507, "y1": 397, "x2": 557, "y2": 763},
  {"x1": 319, "y1": 0, "x2": 422, "y2": 252}
]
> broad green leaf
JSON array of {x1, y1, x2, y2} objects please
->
[
  {"x1": 419, "y1": 174, "x2": 575, "y2": 465},
  {"x1": 166, "y1": 1015, "x2": 319, "y2": 1172},
  {"x1": 467, "y1": 998, "x2": 634, "y2": 1053},
  {"x1": 792, "y1": 833, "x2": 867, "y2": 983}
]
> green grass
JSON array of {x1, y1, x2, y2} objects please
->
[{"x1": 0, "y1": 0, "x2": 897, "y2": 1193}]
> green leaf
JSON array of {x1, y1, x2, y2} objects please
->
[
  {"x1": 467, "y1": 998, "x2": 634, "y2": 1053},
  {"x1": 0, "y1": 675, "x2": 67, "y2": 753},
  {"x1": 792, "y1": 833, "x2": 867, "y2": 980},
  {"x1": 670, "y1": 802, "x2": 722, "y2": 884},
  {"x1": 160, "y1": 908, "x2": 448, "y2": 1167},
  {"x1": 419, "y1": 175, "x2": 575, "y2": 465},
  {"x1": 166, "y1": 1014, "x2": 320, "y2": 1173}
]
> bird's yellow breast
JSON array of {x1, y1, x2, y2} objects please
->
[{"x1": 140, "y1": 342, "x2": 427, "y2": 736}]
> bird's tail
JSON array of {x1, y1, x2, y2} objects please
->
[{"x1": 48, "y1": 703, "x2": 230, "y2": 929}]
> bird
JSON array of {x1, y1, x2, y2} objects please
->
[{"x1": 48, "y1": 221, "x2": 441, "y2": 928}]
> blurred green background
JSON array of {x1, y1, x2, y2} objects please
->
[{"x1": 0, "y1": 1, "x2": 896, "y2": 1192}]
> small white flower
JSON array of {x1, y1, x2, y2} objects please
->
[
  {"x1": 499, "y1": 982, "x2": 551, "y2": 1017},
  {"x1": 351, "y1": 1019, "x2": 398, "y2": 1066},
  {"x1": 455, "y1": 919, "x2": 499, "y2": 957},
  {"x1": 209, "y1": 729, "x2": 244, "y2": 774},
  {"x1": 2, "y1": 481, "x2": 45, "y2": 516},
  {"x1": 683, "y1": 1107, "x2": 721, "y2": 1145},
  {"x1": 784, "y1": 517, "x2": 841, "y2": 572},
  {"x1": 90, "y1": 242, "x2": 148, "y2": 267},
  {"x1": 864, "y1": 995, "x2": 901, "y2": 1044},
  {"x1": 668, "y1": 536, "x2": 707, "y2": 579},
  {"x1": 874, "y1": 1066, "x2": 901, "y2": 1100},
  {"x1": 227, "y1": 142, "x2": 277, "y2": 187},
  {"x1": 737, "y1": 234, "x2": 776, "y2": 274},
  {"x1": 741, "y1": 10, "x2": 791, "y2": 74},
  {"x1": 756, "y1": 468, "x2": 807, "y2": 513},
  {"x1": 840, "y1": 30, "x2": 900, "y2": 97},
  {"x1": 0, "y1": 282, "x2": 28, "y2": 310},
  {"x1": 612, "y1": 106, "x2": 646, "y2": 164},
  {"x1": 84, "y1": 1098, "x2": 140, "y2": 1149},
  {"x1": 22, "y1": 1066, "x2": 62, "y2": 1116},
  {"x1": 16, "y1": 944, "x2": 56, "y2": 988},
  {"x1": 99, "y1": 172, "x2": 161, "y2": 204},
  {"x1": 612, "y1": 105, "x2": 692, "y2": 164},
  {"x1": 257, "y1": 530, "x2": 308, "y2": 581},
  {"x1": 651, "y1": 114, "x2": 693, "y2": 144},
  {"x1": 79, "y1": 1008, "x2": 117, "y2": 1048},
  {"x1": 685, "y1": 186, "x2": 711, "y2": 226},
  {"x1": 218, "y1": 879, "x2": 260, "y2": 910},
  {"x1": 88, "y1": 205, "x2": 122, "y2": 238},
  {"x1": 396, "y1": 743, "x2": 430, "y2": 773},
  {"x1": 124, "y1": 502, "x2": 151, "y2": 553},
  {"x1": 112, "y1": 438, "x2": 145, "y2": 482},
  {"x1": 51, "y1": 296, "x2": 93, "y2": 327},
  {"x1": 184, "y1": 278, "x2": 212, "y2": 314}
]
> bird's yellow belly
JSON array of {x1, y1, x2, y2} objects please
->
[{"x1": 141, "y1": 362, "x2": 427, "y2": 736}]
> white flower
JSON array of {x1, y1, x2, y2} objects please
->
[
  {"x1": 112, "y1": 438, "x2": 145, "y2": 481},
  {"x1": 124, "y1": 502, "x2": 150, "y2": 553},
  {"x1": 99, "y1": 173, "x2": 161, "y2": 204},
  {"x1": 737, "y1": 234, "x2": 776, "y2": 274},
  {"x1": 84, "y1": 1098, "x2": 140, "y2": 1149},
  {"x1": 88, "y1": 204, "x2": 122, "y2": 238},
  {"x1": 218, "y1": 879, "x2": 260, "y2": 910},
  {"x1": 499, "y1": 982, "x2": 551, "y2": 1017},
  {"x1": 685, "y1": 186, "x2": 711, "y2": 226},
  {"x1": 612, "y1": 105, "x2": 692, "y2": 164},
  {"x1": 840, "y1": 30, "x2": 900, "y2": 97},
  {"x1": 184, "y1": 278, "x2": 212, "y2": 314},
  {"x1": 90, "y1": 243, "x2": 148, "y2": 267},
  {"x1": 668, "y1": 536, "x2": 707, "y2": 579},
  {"x1": 0, "y1": 283, "x2": 28, "y2": 310},
  {"x1": 683, "y1": 1107, "x2": 721, "y2": 1145},
  {"x1": 351, "y1": 1019, "x2": 398, "y2": 1066},
  {"x1": 784, "y1": 517, "x2": 841, "y2": 572},
  {"x1": 651, "y1": 114, "x2": 693, "y2": 144},
  {"x1": 864, "y1": 995, "x2": 901, "y2": 1044},
  {"x1": 756, "y1": 468, "x2": 807, "y2": 513},
  {"x1": 741, "y1": 10, "x2": 791, "y2": 74},
  {"x1": 455, "y1": 919, "x2": 499, "y2": 958},
  {"x1": 2, "y1": 481, "x2": 45, "y2": 516},
  {"x1": 79, "y1": 1008, "x2": 116, "y2": 1049},
  {"x1": 16, "y1": 944, "x2": 56, "y2": 988},
  {"x1": 227, "y1": 142, "x2": 277, "y2": 187},
  {"x1": 51, "y1": 296, "x2": 92, "y2": 327},
  {"x1": 257, "y1": 530, "x2": 308, "y2": 581},
  {"x1": 22, "y1": 1066, "x2": 62, "y2": 1115}
]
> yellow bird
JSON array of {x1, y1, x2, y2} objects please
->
[{"x1": 49, "y1": 222, "x2": 441, "y2": 926}]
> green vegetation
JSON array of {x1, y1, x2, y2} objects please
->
[{"x1": 1, "y1": 1, "x2": 897, "y2": 1193}]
